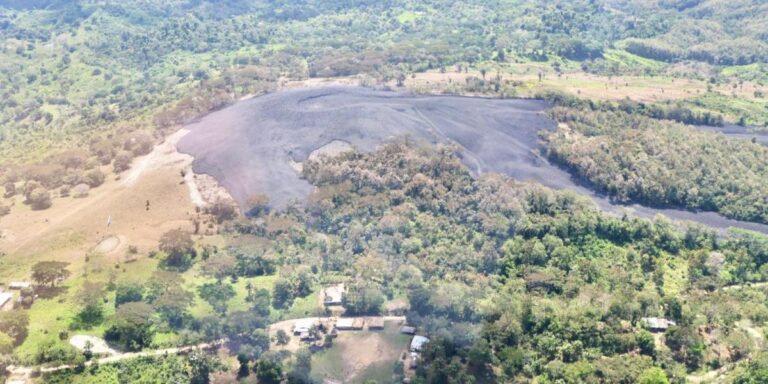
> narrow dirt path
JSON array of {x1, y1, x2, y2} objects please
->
[{"x1": 6, "y1": 339, "x2": 225, "y2": 378}]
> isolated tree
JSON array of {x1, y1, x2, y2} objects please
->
[
  {"x1": 23, "y1": 180, "x2": 42, "y2": 200},
  {"x1": 28, "y1": 188, "x2": 51, "y2": 210},
  {"x1": 159, "y1": 229, "x2": 195, "y2": 269},
  {"x1": 201, "y1": 254, "x2": 236, "y2": 282},
  {"x1": 82, "y1": 340, "x2": 94, "y2": 360},
  {"x1": 146, "y1": 270, "x2": 184, "y2": 299},
  {"x1": 0, "y1": 311, "x2": 29, "y2": 345},
  {"x1": 115, "y1": 281, "x2": 144, "y2": 306},
  {"x1": 275, "y1": 329, "x2": 290, "y2": 346},
  {"x1": 31, "y1": 261, "x2": 71, "y2": 287},
  {"x1": 84, "y1": 169, "x2": 105, "y2": 187},
  {"x1": 3, "y1": 182, "x2": 15, "y2": 197},
  {"x1": 287, "y1": 348, "x2": 311, "y2": 383},
  {"x1": 146, "y1": 271, "x2": 193, "y2": 326},
  {"x1": 153, "y1": 285, "x2": 194, "y2": 327},
  {"x1": 207, "y1": 200, "x2": 237, "y2": 223},
  {"x1": 198, "y1": 282, "x2": 235, "y2": 315},
  {"x1": 130, "y1": 133, "x2": 154, "y2": 156},
  {"x1": 247, "y1": 288, "x2": 271, "y2": 317},
  {"x1": 113, "y1": 151, "x2": 133, "y2": 173},
  {"x1": 343, "y1": 283, "x2": 384, "y2": 315},
  {"x1": 245, "y1": 194, "x2": 270, "y2": 217},
  {"x1": 187, "y1": 349, "x2": 220, "y2": 384},
  {"x1": 0, "y1": 332, "x2": 14, "y2": 354},
  {"x1": 237, "y1": 352, "x2": 250, "y2": 378},
  {"x1": 294, "y1": 268, "x2": 313, "y2": 297},
  {"x1": 105, "y1": 302, "x2": 155, "y2": 351},
  {"x1": 272, "y1": 278, "x2": 294, "y2": 309},
  {"x1": 75, "y1": 282, "x2": 106, "y2": 327},
  {"x1": 637, "y1": 367, "x2": 669, "y2": 384},
  {"x1": 254, "y1": 358, "x2": 283, "y2": 384}
]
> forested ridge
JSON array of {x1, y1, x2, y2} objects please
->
[
  {"x1": 544, "y1": 108, "x2": 768, "y2": 224},
  {"x1": 1, "y1": 0, "x2": 766, "y2": 161}
]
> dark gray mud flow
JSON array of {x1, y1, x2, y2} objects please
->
[{"x1": 178, "y1": 86, "x2": 768, "y2": 234}]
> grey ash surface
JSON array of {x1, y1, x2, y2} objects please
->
[
  {"x1": 178, "y1": 86, "x2": 768, "y2": 234},
  {"x1": 178, "y1": 86, "x2": 557, "y2": 207}
]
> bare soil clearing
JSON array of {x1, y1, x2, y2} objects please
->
[
  {"x1": 178, "y1": 86, "x2": 557, "y2": 208},
  {"x1": 0, "y1": 128, "x2": 218, "y2": 279},
  {"x1": 93, "y1": 235, "x2": 122, "y2": 254},
  {"x1": 69, "y1": 335, "x2": 118, "y2": 356}
]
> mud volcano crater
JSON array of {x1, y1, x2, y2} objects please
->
[
  {"x1": 178, "y1": 86, "x2": 768, "y2": 234},
  {"x1": 177, "y1": 86, "x2": 558, "y2": 208}
]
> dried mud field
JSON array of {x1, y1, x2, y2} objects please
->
[{"x1": 178, "y1": 86, "x2": 768, "y2": 234}]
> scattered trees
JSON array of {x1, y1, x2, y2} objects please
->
[{"x1": 197, "y1": 282, "x2": 235, "y2": 315}]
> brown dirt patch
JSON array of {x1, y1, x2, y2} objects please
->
[{"x1": 0, "y1": 129, "x2": 202, "y2": 279}]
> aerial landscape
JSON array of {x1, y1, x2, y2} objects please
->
[{"x1": 0, "y1": 1, "x2": 767, "y2": 383}]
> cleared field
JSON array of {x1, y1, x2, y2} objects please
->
[{"x1": 310, "y1": 319, "x2": 410, "y2": 384}]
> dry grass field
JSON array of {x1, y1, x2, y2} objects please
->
[{"x1": 0, "y1": 130, "x2": 199, "y2": 281}]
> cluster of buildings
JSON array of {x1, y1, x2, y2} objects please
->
[
  {"x1": 0, "y1": 281, "x2": 32, "y2": 310},
  {"x1": 291, "y1": 316, "x2": 388, "y2": 340},
  {"x1": 315, "y1": 283, "x2": 431, "y2": 370}
]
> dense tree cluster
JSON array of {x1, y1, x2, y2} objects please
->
[
  {"x1": 545, "y1": 108, "x2": 768, "y2": 224},
  {"x1": 224, "y1": 142, "x2": 768, "y2": 382}
]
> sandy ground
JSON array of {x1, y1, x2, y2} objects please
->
[
  {"x1": 69, "y1": 335, "x2": 118, "y2": 356},
  {"x1": 0, "y1": 128, "x2": 230, "y2": 279}
]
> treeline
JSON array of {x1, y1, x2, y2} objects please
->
[
  {"x1": 625, "y1": 37, "x2": 768, "y2": 66},
  {"x1": 539, "y1": 90, "x2": 725, "y2": 126},
  {"x1": 544, "y1": 108, "x2": 768, "y2": 224}
]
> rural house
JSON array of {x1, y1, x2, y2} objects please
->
[
  {"x1": 366, "y1": 317, "x2": 384, "y2": 330},
  {"x1": 8, "y1": 282, "x2": 31, "y2": 290},
  {"x1": 642, "y1": 317, "x2": 677, "y2": 332},
  {"x1": 335, "y1": 317, "x2": 364, "y2": 330},
  {"x1": 293, "y1": 319, "x2": 318, "y2": 335},
  {"x1": 0, "y1": 292, "x2": 13, "y2": 310},
  {"x1": 323, "y1": 283, "x2": 345, "y2": 306},
  {"x1": 410, "y1": 335, "x2": 430, "y2": 352}
]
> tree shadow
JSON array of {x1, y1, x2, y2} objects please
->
[{"x1": 35, "y1": 285, "x2": 68, "y2": 299}]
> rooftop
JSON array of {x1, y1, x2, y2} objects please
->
[
  {"x1": 410, "y1": 335, "x2": 430, "y2": 352},
  {"x1": 323, "y1": 283, "x2": 345, "y2": 305},
  {"x1": 0, "y1": 292, "x2": 13, "y2": 307},
  {"x1": 642, "y1": 317, "x2": 677, "y2": 330}
]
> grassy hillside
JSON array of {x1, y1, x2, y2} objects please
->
[{"x1": 1, "y1": 0, "x2": 766, "y2": 162}]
